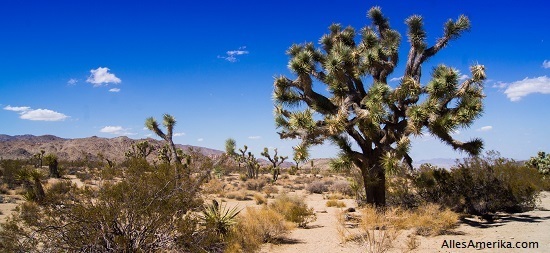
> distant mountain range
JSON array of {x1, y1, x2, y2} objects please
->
[
  {"x1": 0, "y1": 134, "x2": 462, "y2": 169},
  {"x1": 0, "y1": 134, "x2": 223, "y2": 163}
]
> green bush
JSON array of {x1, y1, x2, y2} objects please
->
[
  {"x1": 0, "y1": 159, "x2": 220, "y2": 252},
  {"x1": 413, "y1": 152, "x2": 543, "y2": 215}
]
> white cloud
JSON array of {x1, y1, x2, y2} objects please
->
[
  {"x1": 109, "y1": 88, "x2": 121, "y2": 92},
  {"x1": 218, "y1": 46, "x2": 249, "y2": 62},
  {"x1": 451, "y1": 130, "x2": 461, "y2": 136},
  {"x1": 389, "y1": 76, "x2": 403, "y2": 82},
  {"x1": 86, "y1": 67, "x2": 121, "y2": 86},
  {"x1": 248, "y1": 136, "x2": 261, "y2": 140},
  {"x1": 503, "y1": 76, "x2": 550, "y2": 101},
  {"x1": 67, "y1": 78, "x2": 78, "y2": 85},
  {"x1": 4, "y1": 106, "x2": 68, "y2": 121},
  {"x1": 100, "y1": 126, "x2": 125, "y2": 134},
  {"x1": 100, "y1": 126, "x2": 135, "y2": 135},
  {"x1": 20, "y1": 109, "x2": 69, "y2": 121},
  {"x1": 477, "y1": 126, "x2": 493, "y2": 132},
  {"x1": 173, "y1": 132, "x2": 186, "y2": 137},
  {"x1": 543, "y1": 60, "x2": 550, "y2": 69},
  {"x1": 4, "y1": 105, "x2": 31, "y2": 112},
  {"x1": 197, "y1": 138, "x2": 204, "y2": 142},
  {"x1": 458, "y1": 74, "x2": 469, "y2": 81}
]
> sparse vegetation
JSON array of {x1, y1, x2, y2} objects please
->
[
  {"x1": 326, "y1": 199, "x2": 346, "y2": 208},
  {"x1": 306, "y1": 180, "x2": 328, "y2": 194},
  {"x1": 254, "y1": 193, "x2": 267, "y2": 205},
  {"x1": 226, "y1": 207, "x2": 293, "y2": 253},
  {"x1": 269, "y1": 194, "x2": 316, "y2": 228}
]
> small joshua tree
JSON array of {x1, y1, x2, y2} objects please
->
[
  {"x1": 261, "y1": 147, "x2": 288, "y2": 181},
  {"x1": 145, "y1": 114, "x2": 188, "y2": 181}
]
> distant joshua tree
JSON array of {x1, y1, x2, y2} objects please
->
[
  {"x1": 273, "y1": 7, "x2": 486, "y2": 206},
  {"x1": 44, "y1": 153, "x2": 60, "y2": 178},
  {"x1": 145, "y1": 114, "x2": 188, "y2": 181},
  {"x1": 225, "y1": 138, "x2": 260, "y2": 179},
  {"x1": 260, "y1": 147, "x2": 288, "y2": 181}
]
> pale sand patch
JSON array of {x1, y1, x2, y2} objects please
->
[{"x1": 261, "y1": 192, "x2": 550, "y2": 253}]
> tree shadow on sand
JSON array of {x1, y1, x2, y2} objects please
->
[
  {"x1": 272, "y1": 237, "x2": 304, "y2": 245},
  {"x1": 460, "y1": 212, "x2": 550, "y2": 229}
]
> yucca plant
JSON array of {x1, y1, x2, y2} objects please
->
[
  {"x1": 16, "y1": 167, "x2": 45, "y2": 203},
  {"x1": 201, "y1": 199, "x2": 242, "y2": 237}
]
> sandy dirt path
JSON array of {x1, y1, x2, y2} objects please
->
[{"x1": 262, "y1": 192, "x2": 550, "y2": 253}]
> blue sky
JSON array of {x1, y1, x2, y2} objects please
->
[{"x1": 1, "y1": 0, "x2": 549, "y2": 161}]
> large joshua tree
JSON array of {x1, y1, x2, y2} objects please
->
[{"x1": 273, "y1": 7, "x2": 486, "y2": 206}]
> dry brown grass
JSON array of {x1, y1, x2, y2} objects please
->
[
  {"x1": 336, "y1": 204, "x2": 458, "y2": 252},
  {"x1": 224, "y1": 189, "x2": 250, "y2": 201},
  {"x1": 409, "y1": 204, "x2": 459, "y2": 236},
  {"x1": 202, "y1": 178, "x2": 224, "y2": 194},
  {"x1": 263, "y1": 185, "x2": 279, "y2": 198},
  {"x1": 253, "y1": 193, "x2": 267, "y2": 205},
  {"x1": 269, "y1": 194, "x2": 316, "y2": 228},
  {"x1": 326, "y1": 199, "x2": 346, "y2": 208},
  {"x1": 226, "y1": 207, "x2": 294, "y2": 253},
  {"x1": 325, "y1": 192, "x2": 345, "y2": 200}
]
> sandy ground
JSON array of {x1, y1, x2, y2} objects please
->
[{"x1": 257, "y1": 191, "x2": 550, "y2": 253}]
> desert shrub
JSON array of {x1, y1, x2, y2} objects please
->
[
  {"x1": 325, "y1": 193, "x2": 345, "y2": 200},
  {"x1": 43, "y1": 180, "x2": 78, "y2": 205},
  {"x1": 225, "y1": 190, "x2": 250, "y2": 201},
  {"x1": 326, "y1": 200, "x2": 346, "y2": 208},
  {"x1": 306, "y1": 180, "x2": 328, "y2": 194},
  {"x1": 387, "y1": 174, "x2": 421, "y2": 208},
  {"x1": 414, "y1": 152, "x2": 543, "y2": 215},
  {"x1": 226, "y1": 207, "x2": 293, "y2": 252},
  {"x1": 0, "y1": 161, "x2": 221, "y2": 252},
  {"x1": 329, "y1": 180, "x2": 352, "y2": 196},
  {"x1": 75, "y1": 170, "x2": 94, "y2": 182},
  {"x1": 269, "y1": 194, "x2": 316, "y2": 228},
  {"x1": 203, "y1": 178, "x2": 225, "y2": 194},
  {"x1": 0, "y1": 184, "x2": 9, "y2": 194},
  {"x1": 254, "y1": 193, "x2": 267, "y2": 205},
  {"x1": 0, "y1": 159, "x2": 24, "y2": 189},
  {"x1": 263, "y1": 185, "x2": 279, "y2": 198},
  {"x1": 245, "y1": 178, "x2": 267, "y2": 191}
]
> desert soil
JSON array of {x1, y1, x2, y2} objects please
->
[{"x1": 258, "y1": 191, "x2": 550, "y2": 253}]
